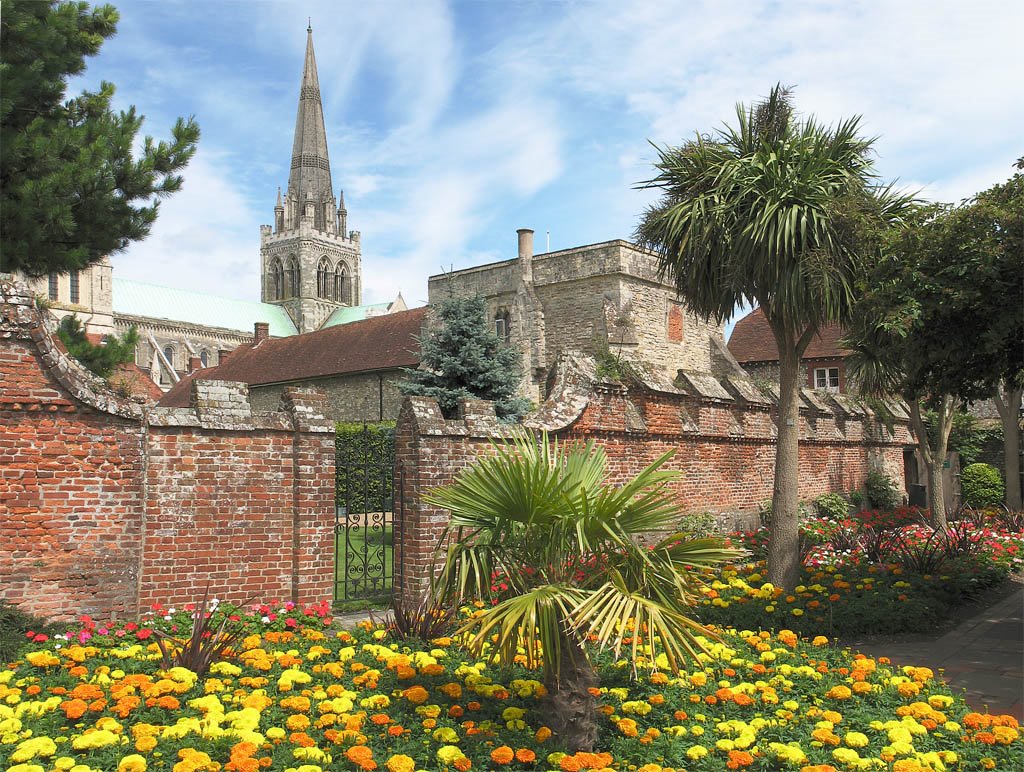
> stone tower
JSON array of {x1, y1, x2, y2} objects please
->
[{"x1": 260, "y1": 25, "x2": 361, "y2": 333}]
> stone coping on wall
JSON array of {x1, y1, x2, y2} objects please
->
[
  {"x1": 2, "y1": 278, "x2": 332, "y2": 432},
  {"x1": 398, "y1": 349, "x2": 911, "y2": 445}
]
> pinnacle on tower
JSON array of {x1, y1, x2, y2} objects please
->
[{"x1": 288, "y1": 26, "x2": 333, "y2": 209}]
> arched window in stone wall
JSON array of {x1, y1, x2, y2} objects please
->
[
  {"x1": 334, "y1": 263, "x2": 350, "y2": 304},
  {"x1": 269, "y1": 257, "x2": 285, "y2": 300},
  {"x1": 200, "y1": 350, "x2": 209, "y2": 367},
  {"x1": 286, "y1": 256, "x2": 300, "y2": 298},
  {"x1": 317, "y1": 257, "x2": 332, "y2": 299}
]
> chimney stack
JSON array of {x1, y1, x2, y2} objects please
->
[
  {"x1": 188, "y1": 356, "x2": 202, "y2": 374},
  {"x1": 517, "y1": 228, "x2": 534, "y2": 283},
  {"x1": 218, "y1": 349, "x2": 232, "y2": 364},
  {"x1": 254, "y1": 322, "x2": 270, "y2": 344}
]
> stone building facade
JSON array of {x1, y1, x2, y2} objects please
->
[
  {"x1": 259, "y1": 26, "x2": 363, "y2": 333},
  {"x1": 430, "y1": 229, "x2": 741, "y2": 404}
]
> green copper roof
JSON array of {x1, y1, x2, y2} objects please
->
[
  {"x1": 112, "y1": 278, "x2": 298, "y2": 337},
  {"x1": 320, "y1": 302, "x2": 392, "y2": 328}
]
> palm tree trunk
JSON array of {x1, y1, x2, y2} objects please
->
[
  {"x1": 994, "y1": 382, "x2": 1023, "y2": 511},
  {"x1": 541, "y1": 635, "x2": 598, "y2": 752},
  {"x1": 768, "y1": 342, "x2": 803, "y2": 590},
  {"x1": 909, "y1": 398, "x2": 953, "y2": 527}
]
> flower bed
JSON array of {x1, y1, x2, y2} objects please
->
[
  {"x1": 2, "y1": 603, "x2": 1022, "y2": 771},
  {"x1": 701, "y1": 510, "x2": 1024, "y2": 637}
]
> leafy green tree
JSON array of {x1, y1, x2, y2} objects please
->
[
  {"x1": 427, "y1": 431, "x2": 740, "y2": 752},
  {"x1": 846, "y1": 168, "x2": 1023, "y2": 520},
  {"x1": 635, "y1": 85, "x2": 908, "y2": 588},
  {"x1": 0, "y1": 0, "x2": 199, "y2": 276},
  {"x1": 57, "y1": 314, "x2": 137, "y2": 377},
  {"x1": 398, "y1": 293, "x2": 531, "y2": 421}
]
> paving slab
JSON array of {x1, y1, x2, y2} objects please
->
[{"x1": 849, "y1": 587, "x2": 1024, "y2": 719}]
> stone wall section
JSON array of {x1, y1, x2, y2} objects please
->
[
  {"x1": 250, "y1": 369, "x2": 408, "y2": 423},
  {"x1": 0, "y1": 280, "x2": 335, "y2": 621},
  {"x1": 394, "y1": 352, "x2": 913, "y2": 605}
]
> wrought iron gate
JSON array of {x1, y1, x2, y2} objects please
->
[{"x1": 334, "y1": 426, "x2": 401, "y2": 602}]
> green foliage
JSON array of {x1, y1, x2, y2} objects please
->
[
  {"x1": 152, "y1": 591, "x2": 248, "y2": 679},
  {"x1": 593, "y1": 343, "x2": 637, "y2": 381},
  {"x1": 635, "y1": 84, "x2": 910, "y2": 588},
  {"x1": 56, "y1": 314, "x2": 138, "y2": 377},
  {"x1": 928, "y1": 410, "x2": 1003, "y2": 467},
  {"x1": 335, "y1": 422, "x2": 395, "y2": 513},
  {"x1": 398, "y1": 294, "x2": 530, "y2": 421},
  {"x1": 0, "y1": 0, "x2": 200, "y2": 275},
  {"x1": 815, "y1": 492, "x2": 850, "y2": 520},
  {"x1": 865, "y1": 469, "x2": 901, "y2": 510},
  {"x1": 961, "y1": 463, "x2": 1005, "y2": 508},
  {"x1": 0, "y1": 600, "x2": 57, "y2": 664},
  {"x1": 848, "y1": 489, "x2": 865, "y2": 509},
  {"x1": 427, "y1": 429, "x2": 742, "y2": 748},
  {"x1": 676, "y1": 511, "x2": 719, "y2": 538}
]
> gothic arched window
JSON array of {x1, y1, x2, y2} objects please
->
[
  {"x1": 269, "y1": 257, "x2": 284, "y2": 300},
  {"x1": 334, "y1": 264, "x2": 348, "y2": 304},
  {"x1": 200, "y1": 350, "x2": 209, "y2": 367},
  {"x1": 317, "y1": 257, "x2": 332, "y2": 299},
  {"x1": 286, "y1": 256, "x2": 300, "y2": 298}
]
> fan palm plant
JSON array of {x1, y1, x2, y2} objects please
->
[{"x1": 426, "y1": 430, "x2": 742, "y2": 752}]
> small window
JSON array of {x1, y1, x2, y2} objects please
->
[
  {"x1": 48, "y1": 273, "x2": 59, "y2": 301},
  {"x1": 163, "y1": 345, "x2": 175, "y2": 369},
  {"x1": 69, "y1": 272, "x2": 80, "y2": 304},
  {"x1": 494, "y1": 308, "x2": 511, "y2": 344},
  {"x1": 200, "y1": 350, "x2": 209, "y2": 367},
  {"x1": 814, "y1": 367, "x2": 840, "y2": 392}
]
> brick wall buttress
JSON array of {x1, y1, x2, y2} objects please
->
[{"x1": 1, "y1": 279, "x2": 336, "y2": 621}]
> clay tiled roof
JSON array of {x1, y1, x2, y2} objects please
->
[
  {"x1": 158, "y1": 307, "x2": 427, "y2": 408},
  {"x1": 110, "y1": 363, "x2": 164, "y2": 402},
  {"x1": 728, "y1": 308, "x2": 849, "y2": 363}
]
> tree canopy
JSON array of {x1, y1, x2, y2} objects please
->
[
  {"x1": 398, "y1": 293, "x2": 531, "y2": 421},
  {"x1": 0, "y1": 0, "x2": 199, "y2": 276},
  {"x1": 56, "y1": 314, "x2": 137, "y2": 377},
  {"x1": 635, "y1": 85, "x2": 909, "y2": 588},
  {"x1": 845, "y1": 167, "x2": 1024, "y2": 517}
]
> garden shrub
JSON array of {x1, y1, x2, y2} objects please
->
[
  {"x1": 961, "y1": 462, "x2": 1005, "y2": 507},
  {"x1": 814, "y1": 492, "x2": 849, "y2": 520},
  {"x1": 865, "y1": 468, "x2": 901, "y2": 510},
  {"x1": 0, "y1": 600, "x2": 56, "y2": 664},
  {"x1": 675, "y1": 510, "x2": 719, "y2": 537}
]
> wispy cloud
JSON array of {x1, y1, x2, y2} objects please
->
[{"x1": 96, "y1": 0, "x2": 1022, "y2": 310}]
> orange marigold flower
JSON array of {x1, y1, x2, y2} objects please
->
[
  {"x1": 453, "y1": 758, "x2": 472, "y2": 772},
  {"x1": 490, "y1": 746, "x2": 515, "y2": 765},
  {"x1": 402, "y1": 685, "x2": 429, "y2": 704},
  {"x1": 727, "y1": 750, "x2": 755, "y2": 768},
  {"x1": 515, "y1": 748, "x2": 537, "y2": 763}
]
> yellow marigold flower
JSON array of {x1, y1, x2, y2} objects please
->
[
  {"x1": 386, "y1": 755, "x2": 416, "y2": 772},
  {"x1": 825, "y1": 685, "x2": 852, "y2": 700},
  {"x1": 24, "y1": 651, "x2": 61, "y2": 668},
  {"x1": 71, "y1": 729, "x2": 119, "y2": 749},
  {"x1": 437, "y1": 744, "x2": 466, "y2": 764},
  {"x1": 118, "y1": 755, "x2": 148, "y2": 772},
  {"x1": 10, "y1": 737, "x2": 58, "y2": 762},
  {"x1": 686, "y1": 745, "x2": 709, "y2": 760},
  {"x1": 844, "y1": 731, "x2": 869, "y2": 748}
]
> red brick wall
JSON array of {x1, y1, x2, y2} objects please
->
[
  {"x1": 1, "y1": 338, "x2": 145, "y2": 621},
  {"x1": 394, "y1": 372, "x2": 913, "y2": 604},
  {"x1": 1, "y1": 281, "x2": 335, "y2": 621}
]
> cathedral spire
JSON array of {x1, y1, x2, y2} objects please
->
[{"x1": 288, "y1": 26, "x2": 332, "y2": 208}]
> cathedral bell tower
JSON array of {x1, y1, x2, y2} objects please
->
[{"x1": 260, "y1": 25, "x2": 361, "y2": 333}]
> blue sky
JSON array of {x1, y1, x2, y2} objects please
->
[{"x1": 76, "y1": 0, "x2": 1023, "y2": 329}]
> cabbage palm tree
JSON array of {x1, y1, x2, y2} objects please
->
[
  {"x1": 635, "y1": 85, "x2": 910, "y2": 589},
  {"x1": 426, "y1": 430, "x2": 740, "y2": 752}
]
